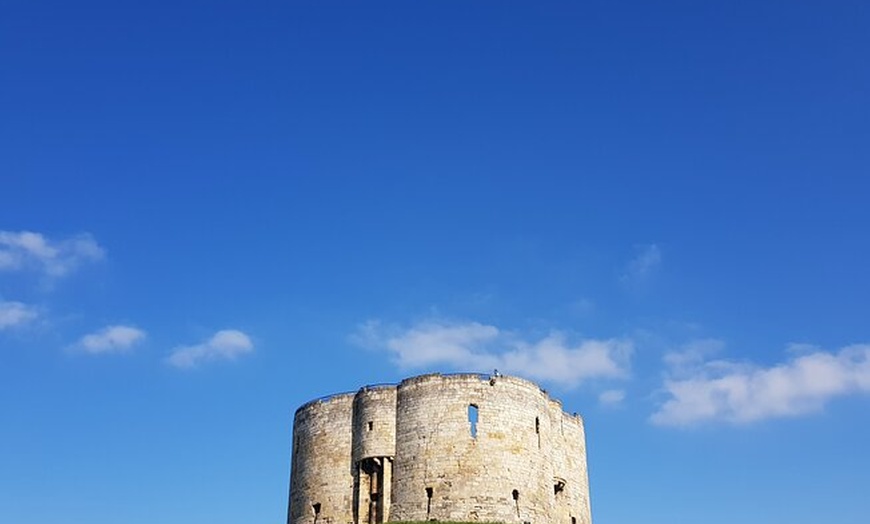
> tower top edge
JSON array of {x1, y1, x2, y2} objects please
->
[
  {"x1": 293, "y1": 390, "x2": 356, "y2": 415},
  {"x1": 294, "y1": 372, "x2": 582, "y2": 418}
]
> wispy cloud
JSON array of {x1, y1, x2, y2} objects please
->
[
  {"x1": 0, "y1": 230, "x2": 104, "y2": 278},
  {"x1": 351, "y1": 319, "x2": 632, "y2": 388},
  {"x1": 662, "y1": 338, "x2": 725, "y2": 373},
  {"x1": 166, "y1": 330, "x2": 254, "y2": 369},
  {"x1": 651, "y1": 341, "x2": 870, "y2": 427},
  {"x1": 73, "y1": 325, "x2": 146, "y2": 355},
  {"x1": 599, "y1": 389, "x2": 626, "y2": 406},
  {"x1": 0, "y1": 301, "x2": 39, "y2": 330},
  {"x1": 620, "y1": 243, "x2": 661, "y2": 285}
]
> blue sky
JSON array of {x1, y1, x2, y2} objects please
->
[{"x1": 2, "y1": 1, "x2": 869, "y2": 523}]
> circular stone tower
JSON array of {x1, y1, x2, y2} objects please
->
[{"x1": 287, "y1": 373, "x2": 592, "y2": 524}]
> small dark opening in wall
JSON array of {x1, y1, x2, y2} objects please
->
[
  {"x1": 312, "y1": 503, "x2": 321, "y2": 515},
  {"x1": 571, "y1": 517, "x2": 576, "y2": 524},
  {"x1": 535, "y1": 416, "x2": 541, "y2": 448},
  {"x1": 368, "y1": 421, "x2": 373, "y2": 431},
  {"x1": 426, "y1": 487, "x2": 433, "y2": 519},
  {"x1": 468, "y1": 404, "x2": 479, "y2": 438},
  {"x1": 426, "y1": 487, "x2": 433, "y2": 499},
  {"x1": 554, "y1": 480, "x2": 565, "y2": 495},
  {"x1": 512, "y1": 489, "x2": 519, "y2": 501}
]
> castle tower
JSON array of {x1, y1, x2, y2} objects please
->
[{"x1": 287, "y1": 373, "x2": 592, "y2": 524}]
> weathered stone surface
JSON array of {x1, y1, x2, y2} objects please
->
[{"x1": 288, "y1": 373, "x2": 592, "y2": 524}]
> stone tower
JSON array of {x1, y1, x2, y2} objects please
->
[{"x1": 287, "y1": 373, "x2": 592, "y2": 524}]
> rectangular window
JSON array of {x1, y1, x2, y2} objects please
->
[{"x1": 468, "y1": 404, "x2": 479, "y2": 438}]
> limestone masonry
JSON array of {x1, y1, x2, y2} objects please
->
[{"x1": 287, "y1": 373, "x2": 592, "y2": 524}]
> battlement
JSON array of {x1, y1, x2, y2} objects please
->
[{"x1": 287, "y1": 373, "x2": 591, "y2": 524}]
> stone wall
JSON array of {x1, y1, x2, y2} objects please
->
[
  {"x1": 289, "y1": 393, "x2": 355, "y2": 524},
  {"x1": 352, "y1": 386, "x2": 398, "y2": 524},
  {"x1": 287, "y1": 373, "x2": 592, "y2": 524},
  {"x1": 352, "y1": 385, "x2": 397, "y2": 464}
]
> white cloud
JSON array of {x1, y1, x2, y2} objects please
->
[
  {"x1": 620, "y1": 243, "x2": 661, "y2": 284},
  {"x1": 599, "y1": 389, "x2": 626, "y2": 406},
  {"x1": 0, "y1": 301, "x2": 39, "y2": 330},
  {"x1": 0, "y1": 230, "x2": 104, "y2": 278},
  {"x1": 74, "y1": 325, "x2": 146, "y2": 354},
  {"x1": 167, "y1": 329, "x2": 254, "y2": 369},
  {"x1": 351, "y1": 319, "x2": 632, "y2": 388},
  {"x1": 651, "y1": 342, "x2": 870, "y2": 427}
]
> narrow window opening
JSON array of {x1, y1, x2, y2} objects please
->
[
  {"x1": 554, "y1": 480, "x2": 565, "y2": 495},
  {"x1": 571, "y1": 517, "x2": 577, "y2": 524},
  {"x1": 312, "y1": 502, "x2": 321, "y2": 522},
  {"x1": 512, "y1": 490, "x2": 520, "y2": 518},
  {"x1": 535, "y1": 417, "x2": 540, "y2": 448},
  {"x1": 467, "y1": 404, "x2": 479, "y2": 438},
  {"x1": 425, "y1": 487, "x2": 433, "y2": 519},
  {"x1": 368, "y1": 421, "x2": 373, "y2": 431}
]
